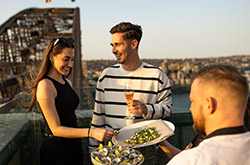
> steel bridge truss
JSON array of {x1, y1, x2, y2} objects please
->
[{"x1": 0, "y1": 8, "x2": 83, "y2": 107}]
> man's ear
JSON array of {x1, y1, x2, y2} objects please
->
[
  {"x1": 206, "y1": 97, "x2": 217, "y2": 114},
  {"x1": 130, "y1": 39, "x2": 138, "y2": 49}
]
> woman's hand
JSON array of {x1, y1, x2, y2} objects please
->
[{"x1": 89, "y1": 128, "x2": 114, "y2": 141}]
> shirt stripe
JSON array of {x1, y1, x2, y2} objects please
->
[{"x1": 99, "y1": 75, "x2": 164, "y2": 84}]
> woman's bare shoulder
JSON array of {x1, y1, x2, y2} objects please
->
[
  {"x1": 38, "y1": 78, "x2": 54, "y2": 89},
  {"x1": 37, "y1": 78, "x2": 56, "y2": 98}
]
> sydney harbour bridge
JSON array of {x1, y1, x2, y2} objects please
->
[{"x1": 0, "y1": 7, "x2": 87, "y2": 108}]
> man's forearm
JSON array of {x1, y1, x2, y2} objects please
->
[{"x1": 159, "y1": 140, "x2": 181, "y2": 159}]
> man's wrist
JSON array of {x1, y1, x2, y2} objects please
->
[{"x1": 142, "y1": 104, "x2": 148, "y2": 116}]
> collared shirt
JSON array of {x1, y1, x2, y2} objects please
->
[{"x1": 168, "y1": 126, "x2": 250, "y2": 165}]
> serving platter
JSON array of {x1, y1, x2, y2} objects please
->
[{"x1": 112, "y1": 120, "x2": 175, "y2": 148}]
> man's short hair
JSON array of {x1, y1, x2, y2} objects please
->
[
  {"x1": 191, "y1": 65, "x2": 249, "y2": 102},
  {"x1": 110, "y1": 22, "x2": 143, "y2": 47}
]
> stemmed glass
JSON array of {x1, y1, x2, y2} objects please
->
[{"x1": 124, "y1": 83, "x2": 135, "y2": 120}]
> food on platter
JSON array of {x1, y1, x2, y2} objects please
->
[
  {"x1": 123, "y1": 127, "x2": 159, "y2": 145},
  {"x1": 112, "y1": 120, "x2": 175, "y2": 148},
  {"x1": 114, "y1": 130, "x2": 120, "y2": 134},
  {"x1": 91, "y1": 142, "x2": 144, "y2": 165}
]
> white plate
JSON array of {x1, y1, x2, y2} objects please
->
[
  {"x1": 112, "y1": 120, "x2": 175, "y2": 148},
  {"x1": 122, "y1": 120, "x2": 175, "y2": 132}
]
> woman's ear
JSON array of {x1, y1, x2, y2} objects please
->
[{"x1": 49, "y1": 53, "x2": 54, "y2": 64}]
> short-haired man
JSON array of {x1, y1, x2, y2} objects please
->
[
  {"x1": 89, "y1": 22, "x2": 173, "y2": 164},
  {"x1": 161, "y1": 65, "x2": 250, "y2": 165}
]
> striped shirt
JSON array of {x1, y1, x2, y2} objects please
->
[{"x1": 89, "y1": 62, "x2": 173, "y2": 150}]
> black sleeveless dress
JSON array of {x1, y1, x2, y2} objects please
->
[{"x1": 40, "y1": 76, "x2": 83, "y2": 165}]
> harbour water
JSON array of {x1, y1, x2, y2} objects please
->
[{"x1": 172, "y1": 93, "x2": 190, "y2": 113}]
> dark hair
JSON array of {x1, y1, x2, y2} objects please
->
[
  {"x1": 26, "y1": 38, "x2": 74, "y2": 113},
  {"x1": 244, "y1": 96, "x2": 250, "y2": 131},
  {"x1": 110, "y1": 22, "x2": 143, "y2": 48}
]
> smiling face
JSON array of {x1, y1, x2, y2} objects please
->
[
  {"x1": 50, "y1": 47, "x2": 74, "y2": 76},
  {"x1": 189, "y1": 79, "x2": 206, "y2": 135},
  {"x1": 110, "y1": 33, "x2": 134, "y2": 64}
]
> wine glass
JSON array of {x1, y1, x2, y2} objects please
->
[{"x1": 124, "y1": 83, "x2": 135, "y2": 122}]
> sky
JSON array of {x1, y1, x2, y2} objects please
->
[{"x1": 1, "y1": 0, "x2": 250, "y2": 60}]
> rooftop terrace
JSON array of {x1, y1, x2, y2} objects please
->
[{"x1": 0, "y1": 92, "x2": 195, "y2": 165}]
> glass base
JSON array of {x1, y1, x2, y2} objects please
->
[{"x1": 125, "y1": 116, "x2": 135, "y2": 125}]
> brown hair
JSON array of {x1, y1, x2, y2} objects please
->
[
  {"x1": 110, "y1": 22, "x2": 143, "y2": 48},
  {"x1": 26, "y1": 38, "x2": 74, "y2": 113},
  {"x1": 191, "y1": 65, "x2": 249, "y2": 109}
]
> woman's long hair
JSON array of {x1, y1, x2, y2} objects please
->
[
  {"x1": 244, "y1": 96, "x2": 250, "y2": 131},
  {"x1": 26, "y1": 38, "x2": 74, "y2": 113}
]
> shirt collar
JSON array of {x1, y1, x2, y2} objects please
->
[{"x1": 205, "y1": 125, "x2": 248, "y2": 140}]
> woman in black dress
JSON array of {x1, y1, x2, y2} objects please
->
[{"x1": 27, "y1": 38, "x2": 114, "y2": 164}]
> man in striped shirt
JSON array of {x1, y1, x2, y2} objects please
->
[{"x1": 89, "y1": 22, "x2": 173, "y2": 164}]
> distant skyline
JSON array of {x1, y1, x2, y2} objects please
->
[{"x1": 1, "y1": 0, "x2": 250, "y2": 60}]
